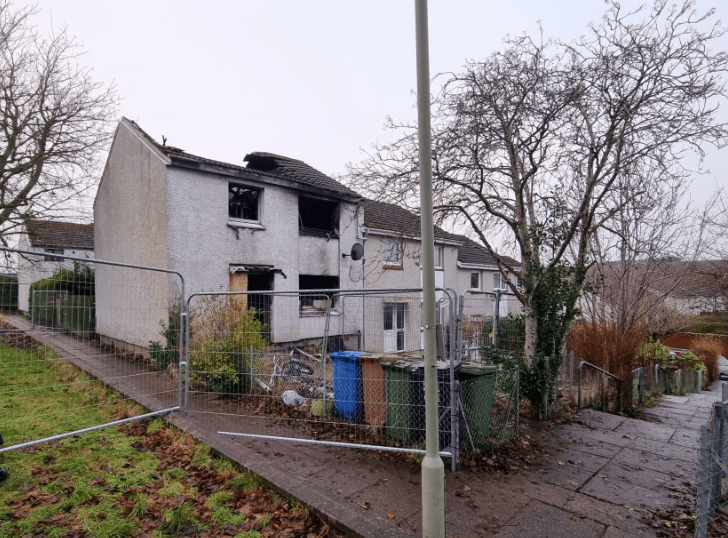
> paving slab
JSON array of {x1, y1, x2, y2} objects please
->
[
  {"x1": 564, "y1": 493, "x2": 658, "y2": 536},
  {"x1": 580, "y1": 473, "x2": 671, "y2": 508},
  {"x1": 579, "y1": 409, "x2": 627, "y2": 430},
  {"x1": 614, "y1": 447, "x2": 694, "y2": 480},
  {"x1": 613, "y1": 419, "x2": 676, "y2": 442},
  {"x1": 494, "y1": 501, "x2": 606, "y2": 538}
]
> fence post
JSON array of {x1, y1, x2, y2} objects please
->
[
  {"x1": 711, "y1": 403, "x2": 723, "y2": 510},
  {"x1": 696, "y1": 424, "x2": 712, "y2": 538},
  {"x1": 450, "y1": 292, "x2": 459, "y2": 472},
  {"x1": 515, "y1": 364, "x2": 520, "y2": 435},
  {"x1": 578, "y1": 363, "x2": 582, "y2": 408},
  {"x1": 569, "y1": 350, "x2": 574, "y2": 394},
  {"x1": 493, "y1": 289, "x2": 501, "y2": 348}
]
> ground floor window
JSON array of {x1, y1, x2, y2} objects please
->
[{"x1": 299, "y1": 275, "x2": 339, "y2": 315}]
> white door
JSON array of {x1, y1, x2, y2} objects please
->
[{"x1": 383, "y1": 303, "x2": 406, "y2": 352}]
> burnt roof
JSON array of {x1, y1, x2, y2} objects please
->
[
  {"x1": 362, "y1": 199, "x2": 459, "y2": 242},
  {"x1": 26, "y1": 219, "x2": 94, "y2": 250},
  {"x1": 244, "y1": 152, "x2": 359, "y2": 198},
  {"x1": 122, "y1": 118, "x2": 358, "y2": 199}
]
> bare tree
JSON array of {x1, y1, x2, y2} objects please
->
[
  {"x1": 583, "y1": 166, "x2": 712, "y2": 336},
  {"x1": 0, "y1": 1, "x2": 118, "y2": 240},
  {"x1": 347, "y1": 1, "x2": 728, "y2": 409}
]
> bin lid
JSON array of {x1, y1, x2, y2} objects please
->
[
  {"x1": 329, "y1": 351, "x2": 368, "y2": 362},
  {"x1": 358, "y1": 353, "x2": 402, "y2": 364},
  {"x1": 381, "y1": 359, "x2": 418, "y2": 371},
  {"x1": 460, "y1": 363, "x2": 498, "y2": 376}
]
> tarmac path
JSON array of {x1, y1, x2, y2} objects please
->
[{"x1": 3, "y1": 313, "x2": 722, "y2": 537}]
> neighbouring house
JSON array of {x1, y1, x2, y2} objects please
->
[
  {"x1": 94, "y1": 117, "x2": 364, "y2": 351},
  {"x1": 355, "y1": 199, "x2": 462, "y2": 353},
  {"x1": 455, "y1": 235, "x2": 521, "y2": 316},
  {"x1": 16, "y1": 219, "x2": 94, "y2": 313}
]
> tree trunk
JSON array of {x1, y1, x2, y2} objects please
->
[{"x1": 523, "y1": 302, "x2": 537, "y2": 367}]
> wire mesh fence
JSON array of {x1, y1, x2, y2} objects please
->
[
  {"x1": 186, "y1": 289, "x2": 460, "y2": 458},
  {"x1": 0, "y1": 248, "x2": 184, "y2": 456},
  {"x1": 1, "y1": 244, "x2": 522, "y2": 471},
  {"x1": 696, "y1": 395, "x2": 728, "y2": 538}
]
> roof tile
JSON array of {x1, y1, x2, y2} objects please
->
[{"x1": 27, "y1": 220, "x2": 94, "y2": 250}]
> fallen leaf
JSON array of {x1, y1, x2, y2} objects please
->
[
  {"x1": 462, "y1": 485, "x2": 471, "y2": 491},
  {"x1": 557, "y1": 461, "x2": 565, "y2": 466},
  {"x1": 358, "y1": 502, "x2": 371, "y2": 511},
  {"x1": 387, "y1": 512, "x2": 396, "y2": 519},
  {"x1": 568, "y1": 479, "x2": 579, "y2": 487}
]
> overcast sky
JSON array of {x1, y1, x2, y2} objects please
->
[{"x1": 19, "y1": 0, "x2": 728, "y2": 207}]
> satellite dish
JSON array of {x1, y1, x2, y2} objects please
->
[{"x1": 350, "y1": 242, "x2": 364, "y2": 261}]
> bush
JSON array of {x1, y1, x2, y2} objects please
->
[
  {"x1": 31, "y1": 262, "x2": 94, "y2": 297},
  {"x1": 690, "y1": 335, "x2": 723, "y2": 382},
  {"x1": 569, "y1": 321, "x2": 645, "y2": 378},
  {"x1": 190, "y1": 298, "x2": 268, "y2": 395},
  {"x1": 481, "y1": 314, "x2": 525, "y2": 356},
  {"x1": 673, "y1": 350, "x2": 706, "y2": 375},
  {"x1": 29, "y1": 263, "x2": 94, "y2": 327},
  {"x1": 635, "y1": 337, "x2": 672, "y2": 366},
  {"x1": 149, "y1": 304, "x2": 183, "y2": 371}
]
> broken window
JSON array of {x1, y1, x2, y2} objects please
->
[
  {"x1": 299, "y1": 274, "x2": 339, "y2": 315},
  {"x1": 298, "y1": 196, "x2": 338, "y2": 237},
  {"x1": 229, "y1": 183, "x2": 261, "y2": 222}
]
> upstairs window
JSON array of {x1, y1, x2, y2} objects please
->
[
  {"x1": 299, "y1": 196, "x2": 339, "y2": 237},
  {"x1": 382, "y1": 239, "x2": 402, "y2": 267},
  {"x1": 493, "y1": 272, "x2": 508, "y2": 291},
  {"x1": 44, "y1": 248, "x2": 64, "y2": 262},
  {"x1": 433, "y1": 245, "x2": 443, "y2": 269},
  {"x1": 229, "y1": 183, "x2": 261, "y2": 222}
]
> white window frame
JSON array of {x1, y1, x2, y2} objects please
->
[
  {"x1": 493, "y1": 272, "x2": 508, "y2": 291},
  {"x1": 470, "y1": 272, "x2": 480, "y2": 290},
  {"x1": 382, "y1": 239, "x2": 402, "y2": 267},
  {"x1": 433, "y1": 245, "x2": 443, "y2": 269},
  {"x1": 228, "y1": 182, "x2": 264, "y2": 229}
]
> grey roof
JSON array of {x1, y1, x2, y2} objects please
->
[
  {"x1": 455, "y1": 235, "x2": 497, "y2": 266},
  {"x1": 123, "y1": 118, "x2": 358, "y2": 199},
  {"x1": 27, "y1": 219, "x2": 94, "y2": 250},
  {"x1": 362, "y1": 199, "x2": 459, "y2": 242},
  {"x1": 455, "y1": 234, "x2": 519, "y2": 270}
]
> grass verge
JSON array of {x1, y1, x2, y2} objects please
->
[{"x1": 0, "y1": 340, "x2": 343, "y2": 537}]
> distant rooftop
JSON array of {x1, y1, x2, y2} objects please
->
[{"x1": 27, "y1": 219, "x2": 94, "y2": 250}]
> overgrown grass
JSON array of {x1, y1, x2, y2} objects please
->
[
  {"x1": 0, "y1": 339, "x2": 339, "y2": 537},
  {"x1": 684, "y1": 313, "x2": 728, "y2": 335}
]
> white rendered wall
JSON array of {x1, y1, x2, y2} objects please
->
[{"x1": 94, "y1": 122, "x2": 172, "y2": 349}]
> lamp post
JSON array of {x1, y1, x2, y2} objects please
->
[{"x1": 414, "y1": 1, "x2": 445, "y2": 536}]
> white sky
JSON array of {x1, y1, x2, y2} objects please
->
[{"x1": 18, "y1": 0, "x2": 728, "y2": 207}]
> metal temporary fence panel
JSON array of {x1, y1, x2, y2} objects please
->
[
  {"x1": 0, "y1": 248, "x2": 184, "y2": 456},
  {"x1": 458, "y1": 292, "x2": 497, "y2": 362},
  {"x1": 187, "y1": 288, "x2": 456, "y2": 460}
]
